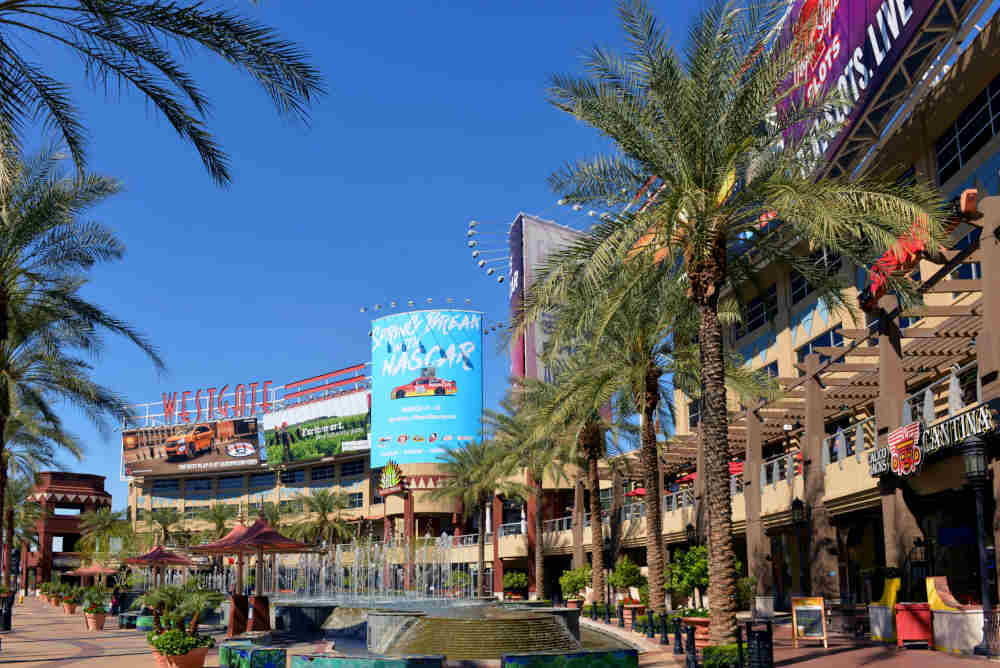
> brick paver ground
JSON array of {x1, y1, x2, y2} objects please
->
[{"x1": 1, "y1": 596, "x2": 991, "y2": 667}]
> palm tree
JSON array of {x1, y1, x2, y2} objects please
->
[
  {"x1": 0, "y1": 2, "x2": 323, "y2": 186},
  {"x1": 291, "y1": 490, "x2": 352, "y2": 547},
  {"x1": 428, "y1": 440, "x2": 524, "y2": 599},
  {"x1": 0, "y1": 148, "x2": 163, "y2": 587},
  {"x1": 529, "y1": 0, "x2": 948, "y2": 642},
  {"x1": 148, "y1": 508, "x2": 181, "y2": 546},
  {"x1": 487, "y1": 387, "x2": 570, "y2": 602},
  {"x1": 258, "y1": 502, "x2": 285, "y2": 532},
  {"x1": 8, "y1": 477, "x2": 41, "y2": 593},
  {"x1": 197, "y1": 504, "x2": 237, "y2": 540},
  {"x1": 78, "y1": 507, "x2": 127, "y2": 555}
]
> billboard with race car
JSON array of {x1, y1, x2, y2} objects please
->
[{"x1": 370, "y1": 309, "x2": 484, "y2": 467}]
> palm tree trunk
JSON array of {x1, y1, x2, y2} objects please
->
[
  {"x1": 477, "y1": 503, "x2": 487, "y2": 599},
  {"x1": 698, "y1": 298, "x2": 738, "y2": 644},
  {"x1": 532, "y1": 473, "x2": 544, "y2": 601},
  {"x1": 641, "y1": 368, "x2": 666, "y2": 615},
  {"x1": 585, "y1": 422, "x2": 605, "y2": 606}
]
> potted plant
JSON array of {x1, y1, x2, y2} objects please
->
[
  {"x1": 445, "y1": 570, "x2": 471, "y2": 597},
  {"x1": 502, "y1": 571, "x2": 529, "y2": 601},
  {"x1": 50, "y1": 584, "x2": 64, "y2": 608},
  {"x1": 63, "y1": 587, "x2": 83, "y2": 614},
  {"x1": 136, "y1": 582, "x2": 222, "y2": 668},
  {"x1": 83, "y1": 589, "x2": 108, "y2": 631},
  {"x1": 609, "y1": 556, "x2": 647, "y2": 631},
  {"x1": 559, "y1": 567, "x2": 591, "y2": 609}
]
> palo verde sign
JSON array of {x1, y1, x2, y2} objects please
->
[{"x1": 869, "y1": 402, "x2": 997, "y2": 477}]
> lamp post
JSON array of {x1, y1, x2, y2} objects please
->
[
  {"x1": 685, "y1": 523, "x2": 697, "y2": 546},
  {"x1": 791, "y1": 498, "x2": 809, "y2": 596},
  {"x1": 962, "y1": 434, "x2": 997, "y2": 657}
]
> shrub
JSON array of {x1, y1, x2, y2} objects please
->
[
  {"x1": 559, "y1": 567, "x2": 591, "y2": 600},
  {"x1": 445, "y1": 571, "x2": 471, "y2": 589},
  {"x1": 608, "y1": 555, "x2": 646, "y2": 596},
  {"x1": 146, "y1": 629, "x2": 214, "y2": 656},
  {"x1": 503, "y1": 570, "x2": 529, "y2": 592},
  {"x1": 83, "y1": 588, "x2": 107, "y2": 613},
  {"x1": 702, "y1": 644, "x2": 740, "y2": 668},
  {"x1": 736, "y1": 575, "x2": 756, "y2": 610}
]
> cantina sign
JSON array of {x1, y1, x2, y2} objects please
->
[{"x1": 869, "y1": 404, "x2": 997, "y2": 477}]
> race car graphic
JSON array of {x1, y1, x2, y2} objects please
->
[{"x1": 391, "y1": 376, "x2": 457, "y2": 399}]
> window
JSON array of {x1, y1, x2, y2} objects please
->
[
  {"x1": 951, "y1": 228, "x2": 982, "y2": 281},
  {"x1": 734, "y1": 284, "x2": 777, "y2": 339},
  {"x1": 347, "y1": 493, "x2": 364, "y2": 509},
  {"x1": 688, "y1": 398, "x2": 702, "y2": 430},
  {"x1": 280, "y1": 469, "x2": 305, "y2": 485},
  {"x1": 185, "y1": 478, "x2": 212, "y2": 499},
  {"x1": 762, "y1": 361, "x2": 779, "y2": 379},
  {"x1": 152, "y1": 479, "x2": 179, "y2": 495},
  {"x1": 790, "y1": 251, "x2": 842, "y2": 305},
  {"x1": 218, "y1": 476, "x2": 244, "y2": 490},
  {"x1": 311, "y1": 465, "x2": 336, "y2": 482},
  {"x1": 599, "y1": 488, "x2": 612, "y2": 510},
  {"x1": 796, "y1": 327, "x2": 844, "y2": 373},
  {"x1": 250, "y1": 472, "x2": 276, "y2": 489},
  {"x1": 341, "y1": 460, "x2": 365, "y2": 478},
  {"x1": 935, "y1": 71, "x2": 1000, "y2": 185}
]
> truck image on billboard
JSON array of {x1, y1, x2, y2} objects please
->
[
  {"x1": 122, "y1": 417, "x2": 259, "y2": 476},
  {"x1": 370, "y1": 309, "x2": 483, "y2": 468}
]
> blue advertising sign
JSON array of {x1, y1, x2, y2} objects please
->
[{"x1": 370, "y1": 309, "x2": 483, "y2": 467}]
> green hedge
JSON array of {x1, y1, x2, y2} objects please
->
[{"x1": 702, "y1": 644, "x2": 740, "y2": 668}]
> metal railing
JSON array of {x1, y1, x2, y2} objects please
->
[
  {"x1": 623, "y1": 502, "x2": 645, "y2": 521},
  {"x1": 500, "y1": 522, "x2": 522, "y2": 536},
  {"x1": 662, "y1": 487, "x2": 694, "y2": 513},
  {"x1": 543, "y1": 516, "x2": 573, "y2": 533},
  {"x1": 455, "y1": 534, "x2": 479, "y2": 547},
  {"x1": 822, "y1": 415, "x2": 876, "y2": 467},
  {"x1": 763, "y1": 450, "x2": 799, "y2": 486}
]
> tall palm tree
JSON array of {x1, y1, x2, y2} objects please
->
[
  {"x1": 291, "y1": 490, "x2": 352, "y2": 547},
  {"x1": 8, "y1": 476, "x2": 41, "y2": 593},
  {"x1": 148, "y1": 508, "x2": 181, "y2": 545},
  {"x1": 78, "y1": 507, "x2": 127, "y2": 555},
  {"x1": 487, "y1": 386, "x2": 569, "y2": 602},
  {"x1": 428, "y1": 440, "x2": 524, "y2": 599},
  {"x1": 0, "y1": 148, "x2": 163, "y2": 585},
  {"x1": 197, "y1": 504, "x2": 237, "y2": 541},
  {"x1": 0, "y1": 1, "x2": 323, "y2": 186},
  {"x1": 258, "y1": 502, "x2": 285, "y2": 532},
  {"x1": 529, "y1": 0, "x2": 947, "y2": 642}
]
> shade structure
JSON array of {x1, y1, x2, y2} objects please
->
[
  {"x1": 625, "y1": 488, "x2": 646, "y2": 498},
  {"x1": 124, "y1": 545, "x2": 197, "y2": 567},
  {"x1": 67, "y1": 563, "x2": 118, "y2": 576}
]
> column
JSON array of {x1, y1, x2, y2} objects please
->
[
  {"x1": 979, "y1": 196, "x2": 1000, "y2": 598},
  {"x1": 876, "y1": 297, "x2": 924, "y2": 567},
  {"x1": 525, "y1": 474, "x2": 537, "y2": 598},
  {"x1": 492, "y1": 495, "x2": 504, "y2": 598},
  {"x1": 404, "y1": 492, "x2": 415, "y2": 590},
  {"x1": 744, "y1": 409, "x2": 773, "y2": 593},
  {"x1": 572, "y1": 478, "x2": 585, "y2": 569},
  {"x1": 804, "y1": 353, "x2": 840, "y2": 600}
]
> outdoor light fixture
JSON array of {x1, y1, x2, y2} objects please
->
[
  {"x1": 685, "y1": 523, "x2": 697, "y2": 545},
  {"x1": 791, "y1": 498, "x2": 807, "y2": 526},
  {"x1": 963, "y1": 434, "x2": 997, "y2": 656},
  {"x1": 962, "y1": 434, "x2": 988, "y2": 484},
  {"x1": 783, "y1": 424, "x2": 793, "y2": 432}
]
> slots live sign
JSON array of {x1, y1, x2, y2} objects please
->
[{"x1": 868, "y1": 402, "x2": 998, "y2": 478}]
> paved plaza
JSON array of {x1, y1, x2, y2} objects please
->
[{"x1": 0, "y1": 597, "x2": 989, "y2": 667}]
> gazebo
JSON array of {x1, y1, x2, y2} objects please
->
[
  {"x1": 124, "y1": 545, "x2": 197, "y2": 587},
  {"x1": 190, "y1": 517, "x2": 309, "y2": 635},
  {"x1": 67, "y1": 563, "x2": 118, "y2": 587}
]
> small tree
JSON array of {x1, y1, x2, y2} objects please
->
[
  {"x1": 503, "y1": 571, "x2": 529, "y2": 596},
  {"x1": 559, "y1": 567, "x2": 591, "y2": 601},
  {"x1": 608, "y1": 555, "x2": 647, "y2": 603},
  {"x1": 667, "y1": 546, "x2": 709, "y2": 608}
]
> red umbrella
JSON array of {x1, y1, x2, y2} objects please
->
[
  {"x1": 625, "y1": 488, "x2": 646, "y2": 498},
  {"x1": 675, "y1": 462, "x2": 744, "y2": 484}
]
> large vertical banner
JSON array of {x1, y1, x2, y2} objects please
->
[{"x1": 370, "y1": 310, "x2": 483, "y2": 467}]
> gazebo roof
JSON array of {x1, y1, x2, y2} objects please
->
[
  {"x1": 124, "y1": 545, "x2": 196, "y2": 567},
  {"x1": 190, "y1": 517, "x2": 309, "y2": 555},
  {"x1": 67, "y1": 563, "x2": 118, "y2": 576}
]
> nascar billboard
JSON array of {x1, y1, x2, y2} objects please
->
[
  {"x1": 122, "y1": 417, "x2": 260, "y2": 476},
  {"x1": 370, "y1": 309, "x2": 484, "y2": 467},
  {"x1": 260, "y1": 389, "x2": 370, "y2": 464}
]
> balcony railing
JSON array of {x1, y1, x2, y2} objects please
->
[
  {"x1": 822, "y1": 415, "x2": 876, "y2": 467},
  {"x1": 500, "y1": 522, "x2": 522, "y2": 536},
  {"x1": 662, "y1": 487, "x2": 695, "y2": 513},
  {"x1": 455, "y1": 533, "x2": 479, "y2": 547},
  {"x1": 543, "y1": 516, "x2": 572, "y2": 533},
  {"x1": 763, "y1": 450, "x2": 799, "y2": 486},
  {"x1": 623, "y1": 502, "x2": 644, "y2": 521}
]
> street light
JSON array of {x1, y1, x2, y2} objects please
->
[
  {"x1": 686, "y1": 523, "x2": 697, "y2": 545},
  {"x1": 962, "y1": 434, "x2": 997, "y2": 657}
]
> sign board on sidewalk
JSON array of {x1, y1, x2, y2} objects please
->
[{"x1": 791, "y1": 597, "x2": 827, "y2": 648}]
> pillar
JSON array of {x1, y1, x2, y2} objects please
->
[
  {"x1": 492, "y1": 494, "x2": 503, "y2": 597},
  {"x1": 572, "y1": 479, "x2": 585, "y2": 569},
  {"x1": 745, "y1": 409, "x2": 773, "y2": 592},
  {"x1": 525, "y1": 471, "x2": 538, "y2": 597},
  {"x1": 875, "y1": 297, "x2": 924, "y2": 567},
  {"x1": 610, "y1": 468, "x2": 624, "y2": 566},
  {"x1": 978, "y1": 196, "x2": 1000, "y2": 598},
  {"x1": 404, "y1": 493, "x2": 415, "y2": 590},
  {"x1": 804, "y1": 353, "x2": 840, "y2": 600}
]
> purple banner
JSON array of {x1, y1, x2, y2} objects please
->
[{"x1": 780, "y1": 0, "x2": 937, "y2": 163}]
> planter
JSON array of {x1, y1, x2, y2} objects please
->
[
  {"x1": 622, "y1": 605, "x2": 645, "y2": 632},
  {"x1": 682, "y1": 616, "x2": 710, "y2": 650},
  {"x1": 50, "y1": 598, "x2": 61, "y2": 608},
  {"x1": 566, "y1": 599, "x2": 582, "y2": 610},
  {"x1": 85, "y1": 613, "x2": 106, "y2": 631},
  {"x1": 63, "y1": 603, "x2": 77, "y2": 614},
  {"x1": 153, "y1": 647, "x2": 209, "y2": 668}
]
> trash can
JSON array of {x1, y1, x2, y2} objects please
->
[
  {"x1": 894, "y1": 602, "x2": 932, "y2": 648},
  {"x1": 0, "y1": 593, "x2": 14, "y2": 631}
]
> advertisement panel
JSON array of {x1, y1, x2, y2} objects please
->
[
  {"x1": 508, "y1": 214, "x2": 581, "y2": 381},
  {"x1": 122, "y1": 417, "x2": 260, "y2": 476},
  {"x1": 779, "y1": 0, "x2": 939, "y2": 164},
  {"x1": 370, "y1": 309, "x2": 483, "y2": 467},
  {"x1": 260, "y1": 390, "x2": 370, "y2": 464}
]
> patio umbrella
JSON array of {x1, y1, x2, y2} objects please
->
[{"x1": 624, "y1": 488, "x2": 646, "y2": 498}]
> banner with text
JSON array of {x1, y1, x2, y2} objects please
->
[
  {"x1": 122, "y1": 417, "x2": 260, "y2": 476},
  {"x1": 260, "y1": 390, "x2": 370, "y2": 464}
]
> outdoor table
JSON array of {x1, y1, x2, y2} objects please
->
[{"x1": 894, "y1": 602, "x2": 932, "y2": 647}]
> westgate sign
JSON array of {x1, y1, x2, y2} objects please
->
[{"x1": 869, "y1": 403, "x2": 997, "y2": 477}]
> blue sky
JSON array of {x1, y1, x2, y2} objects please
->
[{"x1": 33, "y1": 0, "x2": 702, "y2": 508}]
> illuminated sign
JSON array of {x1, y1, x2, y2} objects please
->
[
  {"x1": 377, "y1": 460, "x2": 406, "y2": 496},
  {"x1": 161, "y1": 381, "x2": 273, "y2": 424}
]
